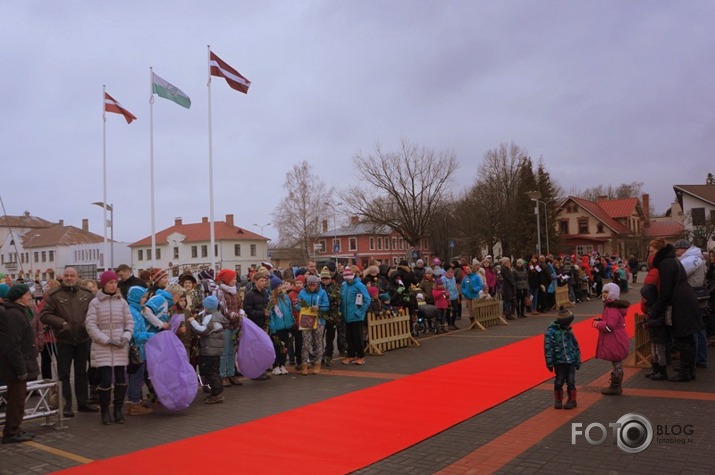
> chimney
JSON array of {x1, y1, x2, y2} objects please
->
[
  {"x1": 174, "y1": 217, "x2": 183, "y2": 226},
  {"x1": 58, "y1": 219, "x2": 64, "y2": 226},
  {"x1": 82, "y1": 218, "x2": 89, "y2": 233},
  {"x1": 225, "y1": 214, "x2": 234, "y2": 227},
  {"x1": 597, "y1": 195, "x2": 608, "y2": 201},
  {"x1": 350, "y1": 216, "x2": 360, "y2": 225},
  {"x1": 201, "y1": 217, "x2": 208, "y2": 224},
  {"x1": 642, "y1": 194, "x2": 650, "y2": 221},
  {"x1": 322, "y1": 220, "x2": 328, "y2": 233}
]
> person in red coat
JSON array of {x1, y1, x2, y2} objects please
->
[{"x1": 593, "y1": 283, "x2": 630, "y2": 395}]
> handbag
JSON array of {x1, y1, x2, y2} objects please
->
[
  {"x1": 129, "y1": 342, "x2": 141, "y2": 365},
  {"x1": 524, "y1": 295, "x2": 532, "y2": 308}
]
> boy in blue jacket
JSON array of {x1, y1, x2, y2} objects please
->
[
  {"x1": 340, "y1": 266, "x2": 371, "y2": 365},
  {"x1": 544, "y1": 306, "x2": 581, "y2": 409}
]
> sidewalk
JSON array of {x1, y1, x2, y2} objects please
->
[{"x1": 2, "y1": 283, "x2": 713, "y2": 474}]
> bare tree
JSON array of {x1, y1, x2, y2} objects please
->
[
  {"x1": 271, "y1": 161, "x2": 331, "y2": 262},
  {"x1": 342, "y1": 140, "x2": 458, "y2": 248},
  {"x1": 573, "y1": 181, "x2": 644, "y2": 201}
]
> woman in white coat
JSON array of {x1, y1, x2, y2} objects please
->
[{"x1": 86, "y1": 271, "x2": 134, "y2": 425}]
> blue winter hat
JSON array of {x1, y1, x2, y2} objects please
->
[
  {"x1": 0, "y1": 283, "x2": 9, "y2": 299},
  {"x1": 203, "y1": 295, "x2": 219, "y2": 311}
]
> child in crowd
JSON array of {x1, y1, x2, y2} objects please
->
[
  {"x1": 188, "y1": 296, "x2": 227, "y2": 404},
  {"x1": 593, "y1": 283, "x2": 630, "y2": 395},
  {"x1": 544, "y1": 306, "x2": 581, "y2": 409},
  {"x1": 269, "y1": 281, "x2": 294, "y2": 375},
  {"x1": 432, "y1": 277, "x2": 450, "y2": 333}
]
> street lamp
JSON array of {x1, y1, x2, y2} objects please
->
[
  {"x1": 526, "y1": 191, "x2": 542, "y2": 255},
  {"x1": 253, "y1": 222, "x2": 271, "y2": 237},
  {"x1": 324, "y1": 202, "x2": 342, "y2": 266},
  {"x1": 92, "y1": 202, "x2": 114, "y2": 269}
]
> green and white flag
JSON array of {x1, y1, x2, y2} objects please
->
[{"x1": 151, "y1": 72, "x2": 191, "y2": 109}]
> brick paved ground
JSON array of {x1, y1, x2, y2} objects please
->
[{"x1": 2, "y1": 281, "x2": 713, "y2": 474}]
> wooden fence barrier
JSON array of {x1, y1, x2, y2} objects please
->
[
  {"x1": 468, "y1": 299, "x2": 509, "y2": 331},
  {"x1": 555, "y1": 285, "x2": 574, "y2": 308},
  {"x1": 624, "y1": 313, "x2": 651, "y2": 368},
  {"x1": 365, "y1": 309, "x2": 420, "y2": 355}
]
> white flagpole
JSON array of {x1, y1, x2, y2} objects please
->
[
  {"x1": 149, "y1": 67, "x2": 156, "y2": 269},
  {"x1": 208, "y1": 45, "x2": 216, "y2": 272},
  {"x1": 102, "y1": 86, "x2": 109, "y2": 271}
]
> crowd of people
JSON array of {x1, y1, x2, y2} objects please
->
[
  {"x1": 2, "y1": 244, "x2": 714, "y2": 443},
  {"x1": 544, "y1": 240, "x2": 715, "y2": 411}
]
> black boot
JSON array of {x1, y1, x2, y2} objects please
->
[
  {"x1": 98, "y1": 388, "x2": 112, "y2": 425},
  {"x1": 113, "y1": 384, "x2": 127, "y2": 424},
  {"x1": 644, "y1": 363, "x2": 658, "y2": 378},
  {"x1": 650, "y1": 364, "x2": 669, "y2": 380}
]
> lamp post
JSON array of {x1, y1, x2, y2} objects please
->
[
  {"x1": 526, "y1": 191, "x2": 542, "y2": 255},
  {"x1": 324, "y1": 202, "x2": 342, "y2": 266},
  {"x1": 91, "y1": 202, "x2": 114, "y2": 269},
  {"x1": 253, "y1": 222, "x2": 271, "y2": 237}
]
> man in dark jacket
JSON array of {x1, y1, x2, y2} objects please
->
[
  {"x1": 647, "y1": 244, "x2": 703, "y2": 382},
  {"x1": 1, "y1": 284, "x2": 40, "y2": 444},
  {"x1": 242, "y1": 272, "x2": 271, "y2": 380},
  {"x1": 116, "y1": 264, "x2": 146, "y2": 301},
  {"x1": 40, "y1": 267, "x2": 97, "y2": 417}
]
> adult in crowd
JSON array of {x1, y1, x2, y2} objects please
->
[
  {"x1": 527, "y1": 256, "x2": 541, "y2": 315},
  {"x1": 116, "y1": 264, "x2": 145, "y2": 300},
  {"x1": 674, "y1": 239, "x2": 709, "y2": 369},
  {"x1": 1, "y1": 284, "x2": 40, "y2": 444},
  {"x1": 648, "y1": 243, "x2": 702, "y2": 382},
  {"x1": 36, "y1": 279, "x2": 61, "y2": 380},
  {"x1": 320, "y1": 267, "x2": 344, "y2": 366},
  {"x1": 627, "y1": 254, "x2": 640, "y2": 284},
  {"x1": 85, "y1": 271, "x2": 134, "y2": 425},
  {"x1": 500, "y1": 257, "x2": 515, "y2": 320},
  {"x1": 40, "y1": 267, "x2": 97, "y2": 418},
  {"x1": 513, "y1": 259, "x2": 529, "y2": 318}
]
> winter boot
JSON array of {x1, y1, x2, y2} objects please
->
[
  {"x1": 644, "y1": 363, "x2": 658, "y2": 378},
  {"x1": 563, "y1": 389, "x2": 577, "y2": 409},
  {"x1": 650, "y1": 364, "x2": 668, "y2": 380},
  {"x1": 301, "y1": 364, "x2": 309, "y2": 376},
  {"x1": 601, "y1": 375, "x2": 622, "y2": 396},
  {"x1": 113, "y1": 384, "x2": 127, "y2": 424},
  {"x1": 553, "y1": 389, "x2": 563, "y2": 409},
  {"x1": 669, "y1": 365, "x2": 692, "y2": 382},
  {"x1": 98, "y1": 388, "x2": 112, "y2": 425},
  {"x1": 312, "y1": 362, "x2": 322, "y2": 375}
]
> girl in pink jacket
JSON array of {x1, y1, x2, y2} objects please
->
[{"x1": 593, "y1": 282, "x2": 630, "y2": 395}]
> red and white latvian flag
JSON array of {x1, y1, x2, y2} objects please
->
[
  {"x1": 210, "y1": 51, "x2": 251, "y2": 94},
  {"x1": 104, "y1": 92, "x2": 137, "y2": 124}
]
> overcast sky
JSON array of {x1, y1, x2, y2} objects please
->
[{"x1": 2, "y1": 1, "x2": 713, "y2": 244}]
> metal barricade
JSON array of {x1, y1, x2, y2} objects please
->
[{"x1": 0, "y1": 379, "x2": 66, "y2": 429}]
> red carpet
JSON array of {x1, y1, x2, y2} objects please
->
[{"x1": 60, "y1": 306, "x2": 638, "y2": 475}]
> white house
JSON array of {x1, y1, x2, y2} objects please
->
[
  {"x1": 128, "y1": 214, "x2": 269, "y2": 278},
  {"x1": 673, "y1": 184, "x2": 715, "y2": 250},
  {"x1": 0, "y1": 218, "x2": 131, "y2": 281}
]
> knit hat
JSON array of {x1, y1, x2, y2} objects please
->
[
  {"x1": 198, "y1": 269, "x2": 215, "y2": 281},
  {"x1": 320, "y1": 267, "x2": 332, "y2": 279},
  {"x1": 399, "y1": 259, "x2": 409, "y2": 267},
  {"x1": 602, "y1": 282, "x2": 620, "y2": 300},
  {"x1": 434, "y1": 276, "x2": 444, "y2": 286},
  {"x1": 179, "y1": 271, "x2": 197, "y2": 285},
  {"x1": 216, "y1": 269, "x2": 237, "y2": 285},
  {"x1": 202, "y1": 295, "x2": 219, "y2": 311},
  {"x1": 270, "y1": 277, "x2": 283, "y2": 291},
  {"x1": 556, "y1": 306, "x2": 574, "y2": 328},
  {"x1": 416, "y1": 293, "x2": 425, "y2": 302},
  {"x1": 151, "y1": 268, "x2": 168, "y2": 283},
  {"x1": 0, "y1": 283, "x2": 10, "y2": 299},
  {"x1": 432, "y1": 258, "x2": 441, "y2": 266},
  {"x1": 295, "y1": 275, "x2": 306, "y2": 284},
  {"x1": 416, "y1": 259, "x2": 424, "y2": 267},
  {"x1": 306, "y1": 275, "x2": 320, "y2": 285},
  {"x1": 98, "y1": 271, "x2": 118, "y2": 289},
  {"x1": 674, "y1": 239, "x2": 690, "y2": 249},
  {"x1": 343, "y1": 266, "x2": 355, "y2": 281},
  {"x1": 7, "y1": 283, "x2": 30, "y2": 302}
]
